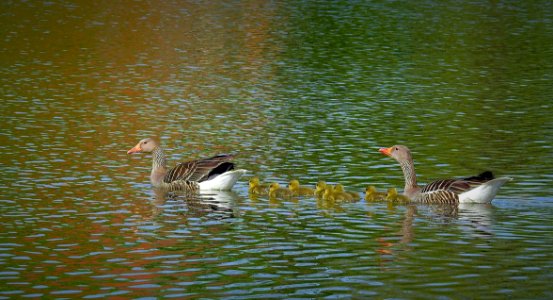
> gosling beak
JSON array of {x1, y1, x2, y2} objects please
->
[
  {"x1": 127, "y1": 145, "x2": 142, "y2": 155},
  {"x1": 378, "y1": 147, "x2": 393, "y2": 156}
]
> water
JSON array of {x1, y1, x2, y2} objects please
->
[{"x1": 1, "y1": 0, "x2": 553, "y2": 298}]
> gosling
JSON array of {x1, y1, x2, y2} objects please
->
[
  {"x1": 315, "y1": 181, "x2": 327, "y2": 198},
  {"x1": 335, "y1": 184, "x2": 360, "y2": 200},
  {"x1": 386, "y1": 187, "x2": 410, "y2": 203},
  {"x1": 365, "y1": 186, "x2": 386, "y2": 201},
  {"x1": 288, "y1": 179, "x2": 315, "y2": 196},
  {"x1": 269, "y1": 182, "x2": 292, "y2": 198},
  {"x1": 249, "y1": 177, "x2": 269, "y2": 195}
]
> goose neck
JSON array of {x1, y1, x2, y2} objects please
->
[
  {"x1": 399, "y1": 159, "x2": 419, "y2": 194},
  {"x1": 150, "y1": 146, "x2": 167, "y2": 186}
]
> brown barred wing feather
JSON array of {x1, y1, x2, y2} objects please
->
[
  {"x1": 164, "y1": 154, "x2": 235, "y2": 183},
  {"x1": 419, "y1": 190, "x2": 459, "y2": 204},
  {"x1": 167, "y1": 180, "x2": 200, "y2": 192},
  {"x1": 420, "y1": 179, "x2": 471, "y2": 204},
  {"x1": 164, "y1": 160, "x2": 197, "y2": 183}
]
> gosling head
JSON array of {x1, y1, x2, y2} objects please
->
[
  {"x1": 315, "y1": 181, "x2": 327, "y2": 191},
  {"x1": 288, "y1": 180, "x2": 300, "y2": 190},
  {"x1": 269, "y1": 182, "x2": 281, "y2": 191},
  {"x1": 335, "y1": 184, "x2": 345, "y2": 193},
  {"x1": 365, "y1": 186, "x2": 377, "y2": 195},
  {"x1": 249, "y1": 177, "x2": 261, "y2": 188}
]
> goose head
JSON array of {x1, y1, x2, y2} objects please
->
[
  {"x1": 127, "y1": 138, "x2": 158, "y2": 154},
  {"x1": 378, "y1": 145, "x2": 412, "y2": 163}
]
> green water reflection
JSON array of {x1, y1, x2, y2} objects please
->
[{"x1": 1, "y1": 0, "x2": 552, "y2": 299}]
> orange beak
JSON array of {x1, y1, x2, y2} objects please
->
[
  {"x1": 127, "y1": 145, "x2": 142, "y2": 155},
  {"x1": 378, "y1": 147, "x2": 393, "y2": 157}
]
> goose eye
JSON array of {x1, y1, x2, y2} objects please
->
[
  {"x1": 144, "y1": 141, "x2": 148, "y2": 144},
  {"x1": 395, "y1": 147, "x2": 398, "y2": 151}
]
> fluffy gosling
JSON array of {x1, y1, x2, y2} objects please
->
[
  {"x1": 335, "y1": 184, "x2": 360, "y2": 200},
  {"x1": 269, "y1": 182, "x2": 292, "y2": 198},
  {"x1": 365, "y1": 186, "x2": 386, "y2": 201},
  {"x1": 288, "y1": 179, "x2": 315, "y2": 196},
  {"x1": 315, "y1": 181, "x2": 327, "y2": 197},
  {"x1": 249, "y1": 177, "x2": 269, "y2": 195},
  {"x1": 386, "y1": 187, "x2": 410, "y2": 203}
]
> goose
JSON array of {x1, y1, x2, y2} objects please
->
[
  {"x1": 288, "y1": 180, "x2": 315, "y2": 196},
  {"x1": 249, "y1": 177, "x2": 269, "y2": 195},
  {"x1": 379, "y1": 145, "x2": 511, "y2": 204},
  {"x1": 127, "y1": 138, "x2": 246, "y2": 191}
]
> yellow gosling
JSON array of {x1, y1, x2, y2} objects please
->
[
  {"x1": 269, "y1": 182, "x2": 292, "y2": 198},
  {"x1": 386, "y1": 187, "x2": 410, "y2": 203},
  {"x1": 335, "y1": 184, "x2": 360, "y2": 200},
  {"x1": 249, "y1": 177, "x2": 269, "y2": 195},
  {"x1": 322, "y1": 185, "x2": 335, "y2": 201},
  {"x1": 315, "y1": 181, "x2": 327, "y2": 197},
  {"x1": 365, "y1": 186, "x2": 386, "y2": 201},
  {"x1": 288, "y1": 179, "x2": 315, "y2": 196},
  {"x1": 332, "y1": 184, "x2": 353, "y2": 201}
]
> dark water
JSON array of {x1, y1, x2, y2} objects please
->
[{"x1": 1, "y1": 1, "x2": 552, "y2": 298}]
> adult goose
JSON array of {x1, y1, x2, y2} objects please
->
[
  {"x1": 127, "y1": 138, "x2": 247, "y2": 191},
  {"x1": 379, "y1": 145, "x2": 511, "y2": 204}
]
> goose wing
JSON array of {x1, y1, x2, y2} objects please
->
[
  {"x1": 164, "y1": 154, "x2": 235, "y2": 183},
  {"x1": 420, "y1": 172, "x2": 495, "y2": 204}
]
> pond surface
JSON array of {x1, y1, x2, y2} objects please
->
[{"x1": 1, "y1": 0, "x2": 553, "y2": 299}]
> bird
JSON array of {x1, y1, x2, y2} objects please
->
[
  {"x1": 269, "y1": 182, "x2": 292, "y2": 198},
  {"x1": 385, "y1": 187, "x2": 410, "y2": 203},
  {"x1": 322, "y1": 185, "x2": 352, "y2": 201},
  {"x1": 378, "y1": 145, "x2": 511, "y2": 204},
  {"x1": 288, "y1": 180, "x2": 315, "y2": 196},
  {"x1": 127, "y1": 138, "x2": 247, "y2": 191},
  {"x1": 315, "y1": 181, "x2": 327, "y2": 198},
  {"x1": 334, "y1": 184, "x2": 360, "y2": 200},
  {"x1": 365, "y1": 186, "x2": 386, "y2": 201},
  {"x1": 249, "y1": 177, "x2": 269, "y2": 195},
  {"x1": 322, "y1": 185, "x2": 336, "y2": 201}
]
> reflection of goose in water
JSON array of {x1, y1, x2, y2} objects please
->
[
  {"x1": 153, "y1": 188, "x2": 240, "y2": 220},
  {"x1": 376, "y1": 201, "x2": 495, "y2": 263},
  {"x1": 458, "y1": 203, "x2": 494, "y2": 237},
  {"x1": 411, "y1": 202, "x2": 495, "y2": 237}
]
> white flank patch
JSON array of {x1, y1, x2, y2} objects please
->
[
  {"x1": 459, "y1": 177, "x2": 512, "y2": 204},
  {"x1": 199, "y1": 169, "x2": 248, "y2": 191}
]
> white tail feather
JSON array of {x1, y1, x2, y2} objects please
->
[
  {"x1": 459, "y1": 177, "x2": 512, "y2": 204},
  {"x1": 199, "y1": 169, "x2": 247, "y2": 191}
]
